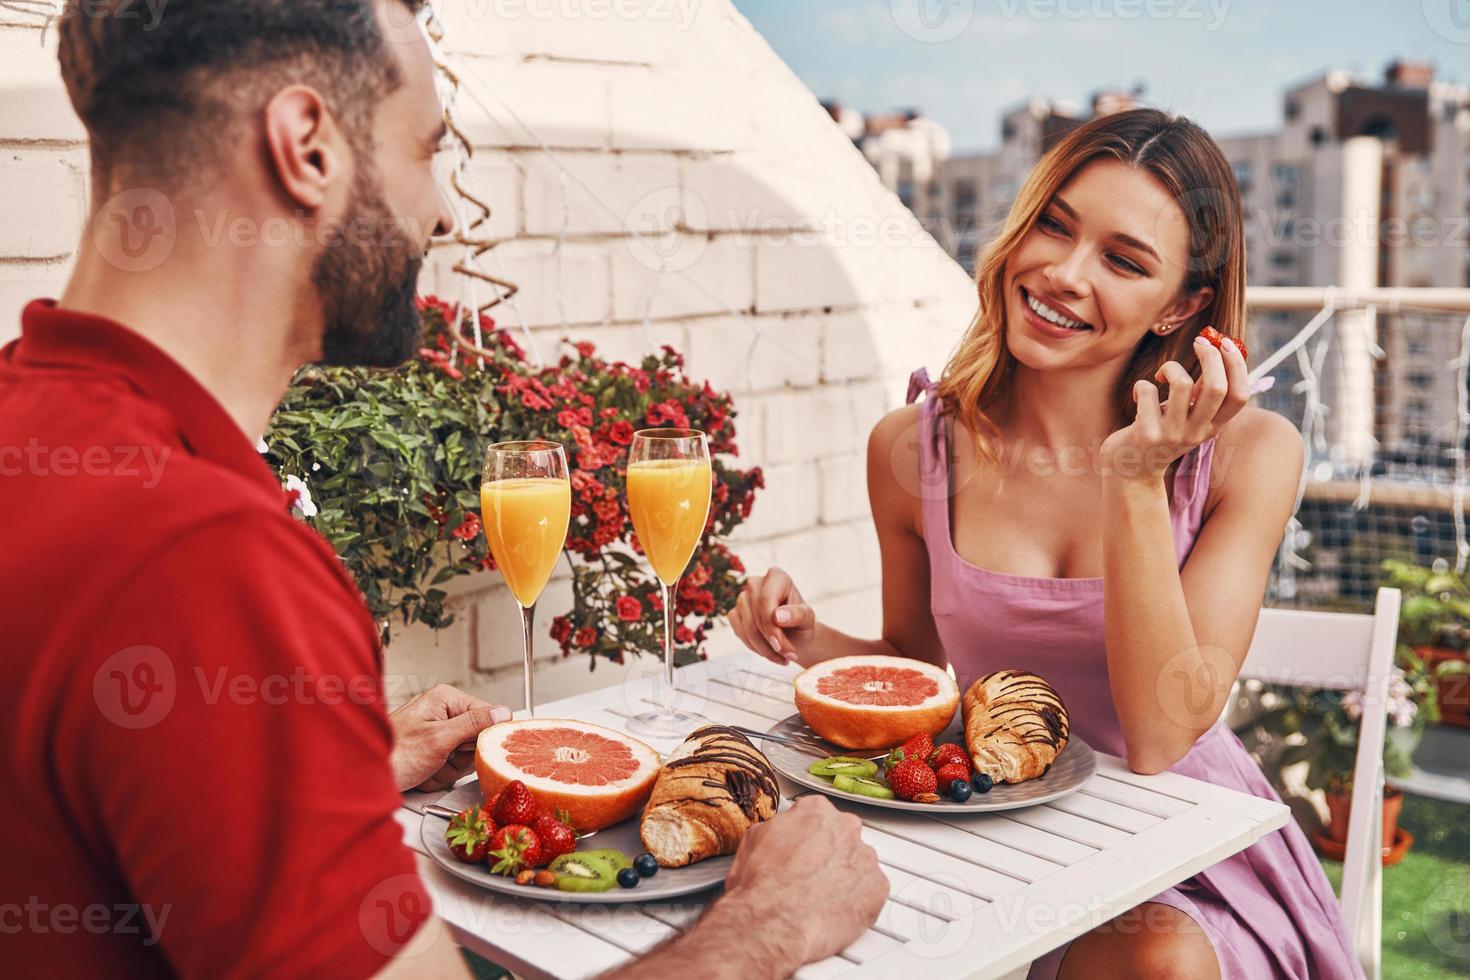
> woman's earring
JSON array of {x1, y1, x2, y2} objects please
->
[{"x1": 1158, "y1": 323, "x2": 1173, "y2": 334}]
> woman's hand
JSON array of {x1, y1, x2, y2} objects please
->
[
  {"x1": 1100, "y1": 330, "x2": 1251, "y2": 483},
  {"x1": 729, "y1": 567, "x2": 817, "y2": 666}
]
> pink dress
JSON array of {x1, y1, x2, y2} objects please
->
[{"x1": 906, "y1": 369, "x2": 1362, "y2": 980}]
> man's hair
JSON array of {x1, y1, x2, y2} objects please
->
[{"x1": 59, "y1": 0, "x2": 427, "y2": 191}]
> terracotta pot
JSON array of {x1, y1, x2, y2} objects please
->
[
  {"x1": 1417, "y1": 646, "x2": 1470, "y2": 730},
  {"x1": 1324, "y1": 784, "x2": 1404, "y2": 848}
]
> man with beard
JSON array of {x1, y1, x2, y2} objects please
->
[{"x1": 0, "y1": 1, "x2": 888, "y2": 977}]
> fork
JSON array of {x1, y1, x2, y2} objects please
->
[{"x1": 727, "y1": 725, "x2": 888, "y2": 762}]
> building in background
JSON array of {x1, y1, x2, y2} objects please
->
[{"x1": 822, "y1": 102, "x2": 951, "y2": 233}]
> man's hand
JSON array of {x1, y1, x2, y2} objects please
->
[
  {"x1": 389, "y1": 685, "x2": 511, "y2": 793},
  {"x1": 721, "y1": 795, "x2": 888, "y2": 968}
]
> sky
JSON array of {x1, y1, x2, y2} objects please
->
[{"x1": 731, "y1": 0, "x2": 1470, "y2": 154}]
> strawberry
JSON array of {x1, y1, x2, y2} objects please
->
[
  {"x1": 491, "y1": 780, "x2": 542, "y2": 827},
  {"x1": 887, "y1": 759, "x2": 938, "y2": 801},
  {"x1": 1200, "y1": 326, "x2": 1248, "y2": 361},
  {"x1": 935, "y1": 762, "x2": 971, "y2": 787},
  {"x1": 885, "y1": 733, "x2": 935, "y2": 772},
  {"x1": 445, "y1": 807, "x2": 492, "y2": 864},
  {"x1": 532, "y1": 812, "x2": 578, "y2": 865},
  {"x1": 929, "y1": 744, "x2": 971, "y2": 774},
  {"x1": 487, "y1": 824, "x2": 544, "y2": 877}
]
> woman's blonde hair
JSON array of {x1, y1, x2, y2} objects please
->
[{"x1": 934, "y1": 108, "x2": 1247, "y2": 466}]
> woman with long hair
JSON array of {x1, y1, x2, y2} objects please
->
[{"x1": 731, "y1": 108, "x2": 1360, "y2": 978}]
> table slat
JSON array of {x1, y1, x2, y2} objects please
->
[
  {"x1": 1047, "y1": 790, "x2": 1161, "y2": 834},
  {"x1": 862, "y1": 827, "x2": 1022, "y2": 901},
  {"x1": 833, "y1": 800, "x2": 1063, "y2": 883},
  {"x1": 1005, "y1": 805, "x2": 1131, "y2": 850}
]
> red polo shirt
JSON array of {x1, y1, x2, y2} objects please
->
[{"x1": 0, "y1": 301, "x2": 429, "y2": 977}]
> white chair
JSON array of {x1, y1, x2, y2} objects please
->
[{"x1": 1237, "y1": 586, "x2": 1402, "y2": 980}]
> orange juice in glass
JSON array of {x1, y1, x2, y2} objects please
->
[
  {"x1": 625, "y1": 429, "x2": 711, "y2": 737},
  {"x1": 481, "y1": 441, "x2": 570, "y2": 718}
]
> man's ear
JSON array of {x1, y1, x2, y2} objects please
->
[{"x1": 262, "y1": 85, "x2": 342, "y2": 211}]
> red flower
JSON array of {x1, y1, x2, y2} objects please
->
[
  {"x1": 574, "y1": 627, "x2": 598, "y2": 648},
  {"x1": 607, "y1": 420, "x2": 635, "y2": 446},
  {"x1": 574, "y1": 341, "x2": 597, "y2": 358},
  {"x1": 676, "y1": 625, "x2": 695, "y2": 644},
  {"x1": 452, "y1": 513, "x2": 482, "y2": 541},
  {"x1": 646, "y1": 400, "x2": 690, "y2": 429},
  {"x1": 616, "y1": 596, "x2": 643, "y2": 622},
  {"x1": 550, "y1": 617, "x2": 573, "y2": 643},
  {"x1": 593, "y1": 499, "x2": 621, "y2": 524}
]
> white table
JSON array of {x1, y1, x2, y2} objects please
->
[{"x1": 398, "y1": 655, "x2": 1289, "y2": 980}]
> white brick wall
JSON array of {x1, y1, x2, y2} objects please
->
[{"x1": 0, "y1": 1, "x2": 979, "y2": 709}]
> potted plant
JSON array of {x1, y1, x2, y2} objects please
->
[
  {"x1": 1381, "y1": 559, "x2": 1470, "y2": 729},
  {"x1": 1257, "y1": 654, "x2": 1434, "y2": 861},
  {"x1": 261, "y1": 296, "x2": 763, "y2": 666}
]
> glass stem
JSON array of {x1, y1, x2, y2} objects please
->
[
  {"x1": 520, "y1": 602, "x2": 536, "y2": 719},
  {"x1": 661, "y1": 578, "x2": 678, "y2": 716}
]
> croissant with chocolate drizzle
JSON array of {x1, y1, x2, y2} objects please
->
[
  {"x1": 963, "y1": 670, "x2": 1069, "y2": 784},
  {"x1": 639, "y1": 725, "x2": 780, "y2": 868}
]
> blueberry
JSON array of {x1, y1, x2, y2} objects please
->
[
  {"x1": 948, "y1": 778, "x2": 972, "y2": 802},
  {"x1": 616, "y1": 867, "x2": 640, "y2": 889},
  {"x1": 972, "y1": 772, "x2": 994, "y2": 794},
  {"x1": 634, "y1": 853, "x2": 659, "y2": 878}
]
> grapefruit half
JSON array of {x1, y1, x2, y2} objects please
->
[
  {"x1": 794, "y1": 655, "x2": 959, "y2": 750},
  {"x1": 475, "y1": 719, "x2": 662, "y2": 832}
]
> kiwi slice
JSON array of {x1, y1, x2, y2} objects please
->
[
  {"x1": 833, "y1": 773, "x2": 895, "y2": 800},
  {"x1": 549, "y1": 853, "x2": 618, "y2": 893},
  {"x1": 577, "y1": 848, "x2": 633, "y2": 873},
  {"x1": 808, "y1": 756, "x2": 879, "y2": 779}
]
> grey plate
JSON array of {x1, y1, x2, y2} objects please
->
[
  {"x1": 762, "y1": 713, "x2": 1096, "y2": 813},
  {"x1": 421, "y1": 780, "x2": 780, "y2": 904}
]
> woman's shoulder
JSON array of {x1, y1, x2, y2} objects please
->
[
  {"x1": 870, "y1": 402, "x2": 924, "y2": 452},
  {"x1": 1204, "y1": 405, "x2": 1304, "y2": 512}
]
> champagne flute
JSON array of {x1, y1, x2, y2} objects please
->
[
  {"x1": 481, "y1": 441, "x2": 571, "y2": 719},
  {"x1": 624, "y1": 428, "x2": 712, "y2": 737}
]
